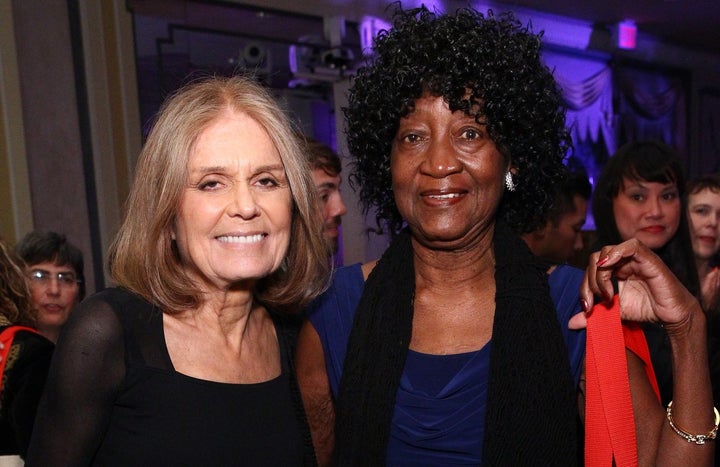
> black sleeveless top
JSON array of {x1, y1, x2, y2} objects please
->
[{"x1": 26, "y1": 287, "x2": 315, "y2": 466}]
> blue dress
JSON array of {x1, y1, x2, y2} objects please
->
[{"x1": 308, "y1": 263, "x2": 585, "y2": 466}]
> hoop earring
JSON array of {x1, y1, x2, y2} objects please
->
[{"x1": 505, "y1": 171, "x2": 516, "y2": 192}]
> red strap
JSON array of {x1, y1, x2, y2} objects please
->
[
  {"x1": 584, "y1": 296, "x2": 659, "y2": 467},
  {"x1": 0, "y1": 326, "x2": 40, "y2": 400},
  {"x1": 622, "y1": 322, "x2": 660, "y2": 401}
]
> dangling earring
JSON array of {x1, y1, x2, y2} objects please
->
[{"x1": 505, "y1": 171, "x2": 516, "y2": 192}]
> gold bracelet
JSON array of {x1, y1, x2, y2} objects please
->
[{"x1": 666, "y1": 400, "x2": 720, "y2": 445}]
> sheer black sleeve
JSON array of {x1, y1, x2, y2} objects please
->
[{"x1": 25, "y1": 294, "x2": 126, "y2": 466}]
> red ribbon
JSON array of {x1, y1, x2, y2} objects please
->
[{"x1": 585, "y1": 296, "x2": 660, "y2": 467}]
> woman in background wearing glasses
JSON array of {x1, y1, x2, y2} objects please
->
[{"x1": 14, "y1": 231, "x2": 84, "y2": 343}]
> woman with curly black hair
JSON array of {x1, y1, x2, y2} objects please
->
[{"x1": 296, "y1": 6, "x2": 714, "y2": 466}]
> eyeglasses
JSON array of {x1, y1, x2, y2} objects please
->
[{"x1": 28, "y1": 270, "x2": 81, "y2": 288}]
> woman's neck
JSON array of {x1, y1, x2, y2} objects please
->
[
  {"x1": 411, "y1": 231, "x2": 496, "y2": 290},
  {"x1": 37, "y1": 324, "x2": 60, "y2": 343}
]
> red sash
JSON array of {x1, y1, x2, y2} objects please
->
[{"x1": 585, "y1": 296, "x2": 660, "y2": 467}]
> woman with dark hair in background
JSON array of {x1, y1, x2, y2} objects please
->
[
  {"x1": 0, "y1": 238, "x2": 53, "y2": 463},
  {"x1": 592, "y1": 140, "x2": 701, "y2": 408},
  {"x1": 14, "y1": 230, "x2": 85, "y2": 343}
]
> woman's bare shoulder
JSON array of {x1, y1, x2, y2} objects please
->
[{"x1": 360, "y1": 260, "x2": 378, "y2": 281}]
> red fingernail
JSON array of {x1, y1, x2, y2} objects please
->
[
  {"x1": 597, "y1": 256, "x2": 609, "y2": 266},
  {"x1": 580, "y1": 299, "x2": 589, "y2": 312}
]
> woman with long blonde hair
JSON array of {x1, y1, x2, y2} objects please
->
[{"x1": 26, "y1": 75, "x2": 328, "y2": 466}]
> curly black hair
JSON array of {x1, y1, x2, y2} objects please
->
[{"x1": 344, "y1": 5, "x2": 571, "y2": 234}]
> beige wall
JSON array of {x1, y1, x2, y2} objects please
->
[
  {"x1": 12, "y1": 0, "x2": 88, "y2": 233},
  {"x1": 0, "y1": 0, "x2": 32, "y2": 243},
  {"x1": 8, "y1": 0, "x2": 95, "y2": 296},
  {"x1": 1, "y1": 0, "x2": 140, "y2": 293}
]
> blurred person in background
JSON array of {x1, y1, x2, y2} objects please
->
[
  {"x1": 521, "y1": 169, "x2": 591, "y2": 268},
  {"x1": 687, "y1": 173, "x2": 720, "y2": 467},
  {"x1": 15, "y1": 231, "x2": 84, "y2": 343},
  {"x1": 686, "y1": 173, "x2": 720, "y2": 316},
  {"x1": 304, "y1": 137, "x2": 348, "y2": 261}
]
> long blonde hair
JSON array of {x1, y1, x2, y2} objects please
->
[{"x1": 109, "y1": 75, "x2": 329, "y2": 313}]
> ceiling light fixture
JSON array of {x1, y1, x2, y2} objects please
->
[{"x1": 617, "y1": 20, "x2": 637, "y2": 49}]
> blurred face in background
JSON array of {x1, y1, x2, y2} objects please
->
[
  {"x1": 613, "y1": 177, "x2": 680, "y2": 249},
  {"x1": 534, "y1": 195, "x2": 588, "y2": 265},
  {"x1": 687, "y1": 188, "x2": 720, "y2": 261},
  {"x1": 311, "y1": 168, "x2": 347, "y2": 255},
  {"x1": 27, "y1": 261, "x2": 81, "y2": 340}
]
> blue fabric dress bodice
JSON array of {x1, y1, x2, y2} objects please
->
[{"x1": 308, "y1": 263, "x2": 585, "y2": 465}]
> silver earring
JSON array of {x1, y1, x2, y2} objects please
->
[{"x1": 505, "y1": 171, "x2": 516, "y2": 192}]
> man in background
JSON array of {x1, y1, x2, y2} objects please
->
[
  {"x1": 521, "y1": 171, "x2": 592, "y2": 267},
  {"x1": 305, "y1": 138, "x2": 348, "y2": 261}
]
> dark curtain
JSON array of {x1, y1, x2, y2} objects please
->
[
  {"x1": 697, "y1": 89, "x2": 720, "y2": 177},
  {"x1": 614, "y1": 65, "x2": 688, "y2": 163}
]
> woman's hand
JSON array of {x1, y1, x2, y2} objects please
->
[
  {"x1": 700, "y1": 267, "x2": 720, "y2": 312},
  {"x1": 569, "y1": 239, "x2": 701, "y2": 330}
]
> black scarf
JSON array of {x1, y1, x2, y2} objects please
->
[{"x1": 334, "y1": 222, "x2": 579, "y2": 466}]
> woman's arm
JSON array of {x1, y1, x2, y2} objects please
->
[
  {"x1": 648, "y1": 305, "x2": 713, "y2": 465},
  {"x1": 295, "y1": 319, "x2": 335, "y2": 467},
  {"x1": 25, "y1": 297, "x2": 126, "y2": 466},
  {"x1": 574, "y1": 239, "x2": 715, "y2": 466}
]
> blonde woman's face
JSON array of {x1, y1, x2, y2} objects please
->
[
  {"x1": 688, "y1": 188, "x2": 720, "y2": 261},
  {"x1": 173, "y1": 110, "x2": 292, "y2": 290}
]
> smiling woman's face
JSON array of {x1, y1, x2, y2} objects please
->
[
  {"x1": 612, "y1": 177, "x2": 680, "y2": 249},
  {"x1": 687, "y1": 188, "x2": 720, "y2": 261},
  {"x1": 173, "y1": 109, "x2": 292, "y2": 290},
  {"x1": 390, "y1": 94, "x2": 507, "y2": 248}
]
